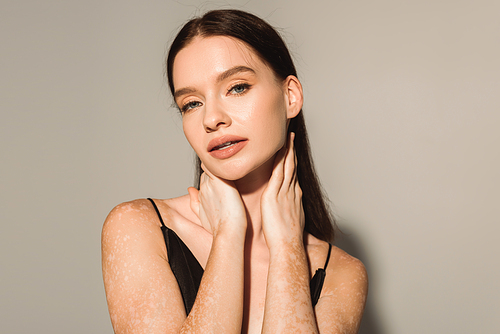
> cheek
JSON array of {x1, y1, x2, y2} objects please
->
[
  {"x1": 246, "y1": 88, "x2": 287, "y2": 125},
  {"x1": 261, "y1": 95, "x2": 289, "y2": 146},
  {"x1": 182, "y1": 118, "x2": 203, "y2": 153}
]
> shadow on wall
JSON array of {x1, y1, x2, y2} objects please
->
[{"x1": 334, "y1": 221, "x2": 385, "y2": 334}]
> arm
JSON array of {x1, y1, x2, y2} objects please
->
[
  {"x1": 260, "y1": 134, "x2": 368, "y2": 333},
  {"x1": 181, "y1": 232, "x2": 245, "y2": 333},
  {"x1": 182, "y1": 212, "x2": 246, "y2": 332},
  {"x1": 102, "y1": 180, "x2": 247, "y2": 334},
  {"x1": 102, "y1": 201, "x2": 186, "y2": 333},
  {"x1": 263, "y1": 243, "x2": 368, "y2": 333},
  {"x1": 183, "y1": 170, "x2": 247, "y2": 332},
  {"x1": 262, "y1": 241, "x2": 318, "y2": 333},
  {"x1": 260, "y1": 133, "x2": 318, "y2": 332},
  {"x1": 315, "y1": 253, "x2": 368, "y2": 333}
]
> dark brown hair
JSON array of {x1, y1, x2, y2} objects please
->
[{"x1": 166, "y1": 9, "x2": 337, "y2": 242}]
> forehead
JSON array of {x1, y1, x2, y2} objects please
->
[{"x1": 172, "y1": 36, "x2": 270, "y2": 88}]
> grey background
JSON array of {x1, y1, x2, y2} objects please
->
[{"x1": 1, "y1": 0, "x2": 499, "y2": 333}]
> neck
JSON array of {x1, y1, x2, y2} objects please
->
[{"x1": 233, "y1": 157, "x2": 275, "y2": 245}]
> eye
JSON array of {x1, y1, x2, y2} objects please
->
[
  {"x1": 181, "y1": 100, "x2": 202, "y2": 113},
  {"x1": 228, "y1": 83, "x2": 250, "y2": 96}
]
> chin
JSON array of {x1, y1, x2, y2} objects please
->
[
  {"x1": 204, "y1": 160, "x2": 250, "y2": 181},
  {"x1": 203, "y1": 152, "x2": 277, "y2": 182}
]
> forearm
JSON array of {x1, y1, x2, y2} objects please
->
[
  {"x1": 262, "y1": 241, "x2": 319, "y2": 333},
  {"x1": 180, "y1": 231, "x2": 245, "y2": 333}
]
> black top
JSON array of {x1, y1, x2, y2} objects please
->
[{"x1": 148, "y1": 198, "x2": 332, "y2": 315}]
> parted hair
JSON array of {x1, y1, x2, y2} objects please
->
[{"x1": 166, "y1": 9, "x2": 337, "y2": 242}]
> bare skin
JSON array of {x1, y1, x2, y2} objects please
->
[
  {"x1": 102, "y1": 203, "x2": 367, "y2": 334},
  {"x1": 102, "y1": 35, "x2": 368, "y2": 333},
  {"x1": 102, "y1": 139, "x2": 368, "y2": 333}
]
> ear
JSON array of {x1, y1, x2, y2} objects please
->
[{"x1": 283, "y1": 75, "x2": 303, "y2": 119}]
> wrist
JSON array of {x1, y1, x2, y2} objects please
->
[
  {"x1": 213, "y1": 218, "x2": 247, "y2": 240},
  {"x1": 268, "y1": 238, "x2": 306, "y2": 259}
]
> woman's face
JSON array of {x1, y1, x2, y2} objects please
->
[{"x1": 172, "y1": 36, "x2": 302, "y2": 180}]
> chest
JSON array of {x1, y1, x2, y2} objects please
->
[{"x1": 242, "y1": 260, "x2": 269, "y2": 334}]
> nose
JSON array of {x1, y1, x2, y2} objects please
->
[{"x1": 203, "y1": 98, "x2": 231, "y2": 132}]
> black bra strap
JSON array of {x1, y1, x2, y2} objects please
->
[
  {"x1": 309, "y1": 243, "x2": 333, "y2": 305},
  {"x1": 323, "y1": 243, "x2": 332, "y2": 270},
  {"x1": 147, "y1": 198, "x2": 203, "y2": 315},
  {"x1": 147, "y1": 198, "x2": 166, "y2": 227}
]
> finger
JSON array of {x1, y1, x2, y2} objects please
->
[
  {"x1": 294, "y1": 178, "x2": 303, "y2": 202},
  {"x1": 187, "y1": 186, "x2": 200, "y2": 219},
  {"x1": 201, "y1": 163, "x2": 217, "y2": 182},
  {"x1": 199, "y1": 172, "x2": 209, "y2": 187},
  {"x1": 200, "y1": 163, "x2": 210, "y2": 177},
  {"x1": 291, "y1": 132, "x2": 298, "y2": 185},
  {"x1": 272, "y1": 144, "x2": 286, "y2": 171},
  {"x1": 283, "y1": 132, "x2": 296, "y2": 190},
  {"x1": 266, "y1": 143, "x2": 287, "y2": 194},
  {"x1": 201, "y1": 162, "x2": 223, "y2": 182}
]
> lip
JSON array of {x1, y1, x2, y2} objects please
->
[{"x1": 207, "y1": 135, "x2": 248, "y2": 159}]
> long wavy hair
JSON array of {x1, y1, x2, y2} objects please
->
[{"x1": 166, "y1": 9, "x2": 337, "y2": 242}]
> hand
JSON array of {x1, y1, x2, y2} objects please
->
[
  {"x1": 188, "y1": 164, "x2": 247, "y2": 238},
  {"x1": 261, "y1": 132, "x2": 305, "y2": 250}
]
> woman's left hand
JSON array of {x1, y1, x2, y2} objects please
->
[{"x1": 261, "y1": 132, "x2": 305, "y2": 251}]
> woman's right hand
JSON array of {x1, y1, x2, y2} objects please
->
[
  {"x1": 188, "y1": 165, "x2": 247, "y2": 238},
  {"x1": 186, "y1": 166, "x2": 247, "y2": 333}
]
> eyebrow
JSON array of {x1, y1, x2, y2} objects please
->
[
  {"x1": 174, "y1": 65, "x2": 256, "y2": 99},
  {"x1": 216, "y1": 65, "x2": 255, "y2": 83}
]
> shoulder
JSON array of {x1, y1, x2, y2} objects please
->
[
  {"x1": 101, "y1": 196, "x2": 194, "y2": 258},
  {"x1": 306, "y1": 234, "x2": 368, "y2": 281},
  {"x1": 101, "y1": 195, "x2": 203, "y2": 261},
  {"x1": 101, "y1": 198, "x2": 170, "y2": 262},
  {"x1": 311, "y1": 241, "x2": 368, "y2": 333},
  {"x1": 102, "y1": 196, "x2": 191, "y2": 233},
  {"x1": 102, "y1": 198, "x2": 164, "y2": 235},
  {"x1": 305, "y1": 237, "x2": 367, "y2": 289},
  {"x1": 104, "y1": 198, "x2": 156, "y2": 220},
  {"x1": 316, "y1": 244, "x2": 368, "y2": 332},
  {"x1": 101, "y1": 198, "x2": 188, "y2": 332},
  {"x1": 326, "y1": 246, "x2": 368, "y2": 294}
]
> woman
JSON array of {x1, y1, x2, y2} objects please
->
[{"x1": 102, "y1": 9, "x2": 367, "y2": 333}]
